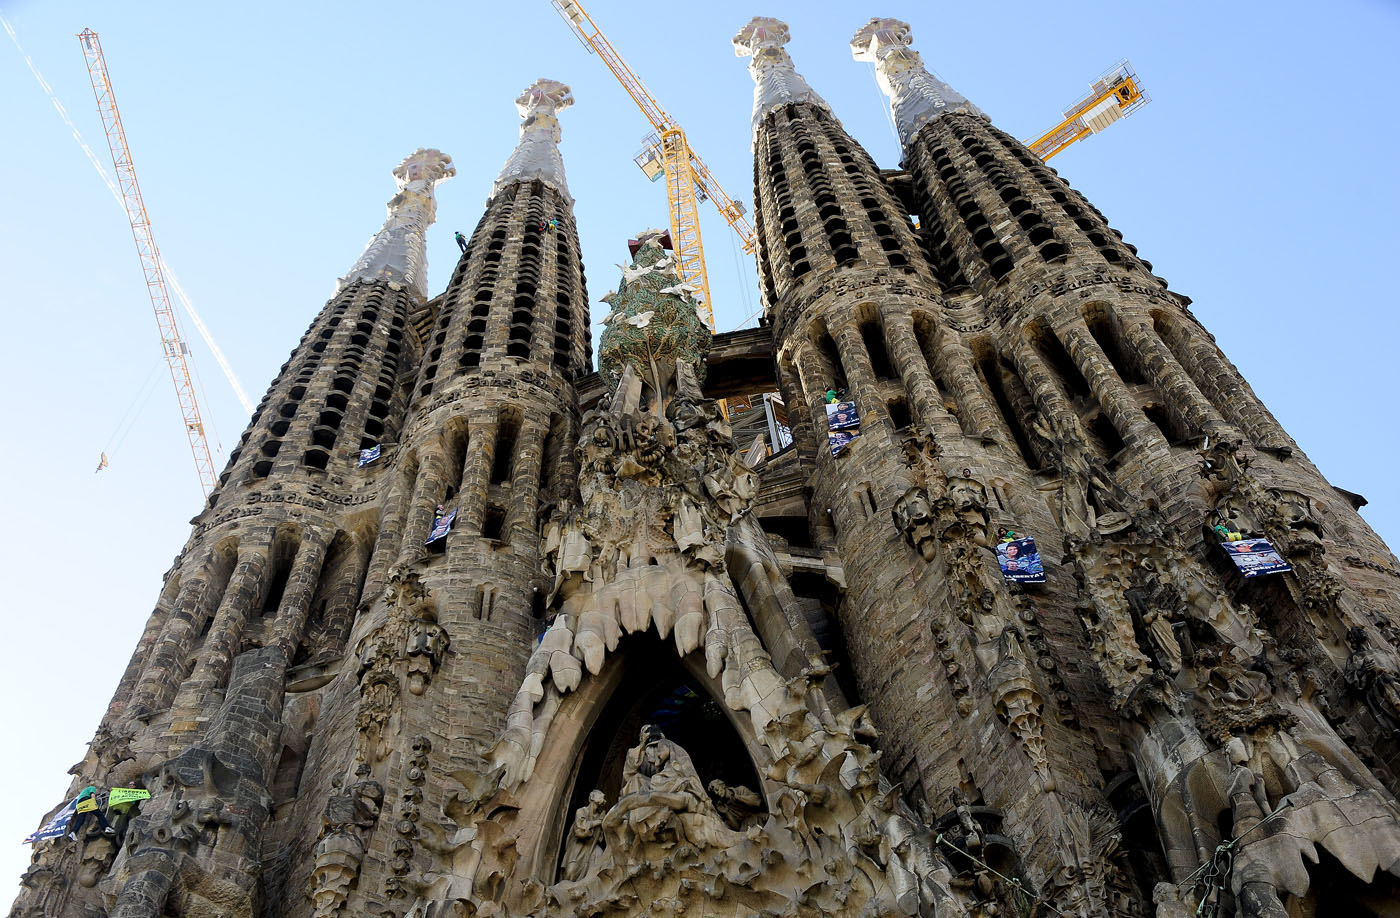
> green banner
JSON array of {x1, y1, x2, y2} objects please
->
[{"x1": 107, "y1": 788, "x2": 150, "y2": 807}]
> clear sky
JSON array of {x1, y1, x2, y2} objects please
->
[{"x1": 2, "y1": 0, "x2": 1398, "y2": 898}]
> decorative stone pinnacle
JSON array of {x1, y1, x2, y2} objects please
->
[
  {"x1": 492, "y1": 78, "x2": 574, "y2": 203},
  {"x1": 733, "y1": 17, "x2": 830, "y2": 141},
  {"x1": 850, "y1": 18, "x2": 983, "y2": 146},
  {"x1": 338, "y1": 147, "x2": 454, "y2": 300}
]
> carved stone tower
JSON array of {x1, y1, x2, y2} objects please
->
[{"x1": 13, "y1": 16, "x2": 1400, "y2": 918}]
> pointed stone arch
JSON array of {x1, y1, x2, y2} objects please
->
[{"x1": 506, "y1": 632, "x2": 778, "y2": 885}]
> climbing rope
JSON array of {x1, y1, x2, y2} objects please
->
[
  {"x1": 935, "y1": 798, "x2": 1293, "y2": 917},
  {"x1": 934, "y1": 833, "x2": 1067, "y2": 918},
  {"x1": 1175, "y1": 800, "x2": 1293, "y2": 916}
]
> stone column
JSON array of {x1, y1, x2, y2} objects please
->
[
  {"x1": 363, "y1": 454, "x2": 418, "y2": 598},
  {"x1": 884, "y1": 315, "x2": 954, "y2": 430},
  {"x1": 777, "y1": 353, "x2": 820, "y2": 461},
  {"x1": 127, "y1": 558, "x2": 226, "y2": 720},
  {"x1": 1120, "y1": 320, "x2": 1235, "y2": 441},
  {"x1": 1059, "y1": 321, "x2": 1159, "y2": 449},
  {"x1": 105, "y1": 579, "x2": 182, "y2": 721},
  {"x1": 833, "y1": 322, "x2": 892, "y2": 430},
  {"x1": 398, "y1": 445, "x2": 448, "y2": 562},
  {"x1": 1170, "y1": 322, "x2": 1281, "y2": 446},
  {"x1": 459, "y1": 420, "x2": 500, "y2": 535},
  {"x1": 269, "y1": 531, "x2": 332, "y2": 662},
  {"x1": 183, "y1": 548, "x2": 270, "y2": 695},
  {"x1": 508, "y1": 418, "x2": 549, "y2": 548},
  {"x1": 309, "y1": 536, "x2": 370, "y2": 660},
  {"x1": 934, "y1": 330, "x2": 1002, "y2": 439},
  {"x1": 1009, "y1": 339, "x2": 1087, "y2": 441}
]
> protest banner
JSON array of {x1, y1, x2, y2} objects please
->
[
  {"x1": 1221, "y1": 538, "x2": 1292, "y2": 578},
  {"x1": 996, "y1": 536, "x2": 1046, "y2": 583},
  {"x1": 23, "y1": 798, "x2": 76, "y2": 844},
  {"x1": 425, "y1": 509, "x2": 457, "y2": 544}
]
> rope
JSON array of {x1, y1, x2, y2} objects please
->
[
  {"x1": 1175, "y1": 800, "x2": 1293, "y2": 916},
  {"x1": 935, "y1": 799, "x2": 1293, "y2": 917},
  {"x1": 934, "y1": 833, "x2": 1066, "y2": 918},
  {"x1": 727, "y1": 222, "x2": 756, "y2": 328},
  {"x1": 101, "y1": 359, "x2": 164, "y2": 461},
  {"x1": 868, "y1": 63, "x2": 900, "y2": 150}
]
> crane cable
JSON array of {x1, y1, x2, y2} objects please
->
[
  {"x1": 99, "y1": 358, "x2": 164, "y2": 466},
  {"x1": 2, "y1": 12, "x2": 254, "y2": 419}
]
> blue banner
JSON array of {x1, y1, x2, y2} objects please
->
[
  {"x1": 425, "y1": 509, "x2": 456, "y2": 544},
  {"x1": 358, "y1": 445, "x2": 381, "y2": 468},
  {"x1": 996, "y1": 537, "x2": 1046, "y2": 583},
  {"x1": 24, "y1": 798, "x2": 77, "y2": 844},
  {"x1": 1221, "y1": 538, "x2": 1292, "y2": 578},
  {"x1": 829, "y1": 430, "x2": 858, "y2": 456},
  {"x1": 825, "y1": 400, "x2": 861, "y2": 432}
]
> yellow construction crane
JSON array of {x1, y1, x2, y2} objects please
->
[
  {"x1": 553, "y1": 0, "x2": 757, "y2": 332},
  {"x1": 78, "y1": 28, "x2": 218, "y2": 496},
  {"x1": 1026, "y1": 60, "x2": 1149, "y2": 161}
]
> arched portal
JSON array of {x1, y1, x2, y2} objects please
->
[
  {"x1": 563, "y1": 634, "x2": 765, "y2": 814},
  {"x1": 514, "y1": 631, "x2": 773, "y2": 885}
]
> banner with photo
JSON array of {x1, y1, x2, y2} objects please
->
[
  {"x1": 425, "y1": 509, "x2": 457, "y2": 544},
  {"x1": 1220, "y1": 538, "x2": 1292, "y2": 578},
  {"x1": 23, "y1": 798, "x2": 76, "y2": 844},
  {"x1": 996, "y1": 536, "x2": 1046, "y2": 583},
  {"x1": 826, "y1": 400, "x2": 860, "y2": 455},
  {"x1": 825, "y1": 400, "x2": 861, "y2": 431},
  {"x1": 828, "y1": 430, "x2": 858, "y2": 456},
  {"x1": 358, "y1": 445, "x2": 381, "y2": 468}
]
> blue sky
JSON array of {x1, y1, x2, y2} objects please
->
[{"x1": 2, "y1": 0, "x2": 1398, "y2": 896}]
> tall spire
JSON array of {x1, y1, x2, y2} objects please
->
[
  {"x1": 732, "y1": 17, "x2": 830, "y2": 140},
  {"x1": 491, "y1": 78, "x2": 574, "y2": 203},
  {"x1": 338, "y1": 147, "x2": 455, "y2": 299},
  {"x1": 850, "y1": 17, "x2": 983, "y2": 147}
]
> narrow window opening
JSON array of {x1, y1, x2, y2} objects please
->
[
  {"x1": 978, "y1": 352, "x2": 1040, "y2": 470},
  {"x1": 860, "y1": 320, "x2": 895, "y2": 380},
  {"x1": 887, "y1": 397, "x2": 911, "y2": 430},
  {"x1": 1087, "y1": 413, "x2": 1126, "y2": 460},
  {"x1": 1143, "y1": 404, "x2": 1186, "y2": 445},
  {"x1": 1033, "y1": 328, "x2": 1092, "y2": 400},
  {"x1": 491, "y1": 418, "x2": 519, "y2": 485},
  {"x1": 815, "y1": 328, "x2": 846, "y2": 392},
  {"x1": 1085, "y1": 308, "x2": 1146, "y2": 385},
  {"x1": 482, "y1": 505, "x2": 506, "y2": 542}
]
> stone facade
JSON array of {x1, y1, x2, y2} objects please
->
[{"x1": 13, "y1": 19, "x2": 1400, "y2": 918}]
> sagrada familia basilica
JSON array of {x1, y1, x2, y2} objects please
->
[{"x1": 14, "y1": 15, "x2": 1400, "y2": 918}]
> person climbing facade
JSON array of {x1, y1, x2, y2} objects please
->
[
  {"x1": 455, "y1": 230, "x2": 467, "y2": 253},
  {"x1": 68, "y1": 786, "x2": 114, "y2": 839}
]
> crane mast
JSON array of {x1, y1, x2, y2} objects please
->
[
  {"x1": 78, "y1": 28, "x2": 218, "y2": 496},
  {"x1": 553, "y1": 0, "x2": 757, "y2": 331}
]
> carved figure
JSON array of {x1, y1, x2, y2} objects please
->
[
  {"x1": 606, "y1": 725, "x2": 738, "y2": 851},
  {"x1": 1344, "y1": 627, "x2": 1400, "y2": 736},
  {"x1": 707, "y1": 779, "x2": 763, "y2": 830},
  {"x1": 893, "y1": 486, "x2": 938, "y2": 560},
  {"x1": 405, "y1": 615, "x2": 449, "y2": 696},
  {"x1": 561, "y1": 790, "x2": 607, "y2": 882}
]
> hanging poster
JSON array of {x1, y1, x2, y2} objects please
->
[
  {"x1": 829, "y1": 430, "x2": 858, "y2": 456},
  {"x1": 825, "y1": 400, "x2": 861, "y2": 431},
  {"x1": 425, "y1": 509, "x2": 457, "y2": 545},
  {"x1": 996, "y1": 537, "x2": 1046, "y2": 583},
  {"x1": 1220, "y1": 538, "x2": 1292, "y2": 578},
  {"x1": 358, "y1": 445, "x2": 382, "y2": 467},
  {"x1": 107, "y1": 787, "x2": 151, "y2": 808},
  {"x1": 24, "y1": 798, "x2": 77, "y2": 844}
]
